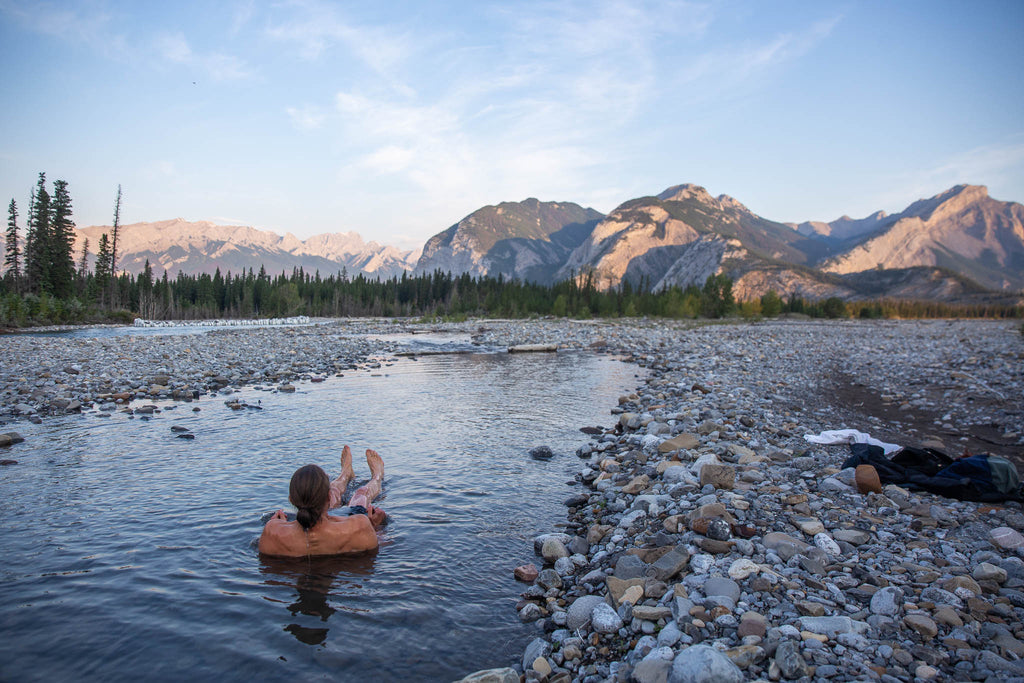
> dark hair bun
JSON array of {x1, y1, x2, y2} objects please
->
[{"x1": 295, "y1": 505, "x2": 320, "y2": 530}]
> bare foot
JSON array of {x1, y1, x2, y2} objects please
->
[
  {"x1": 366, "y1": 449, "x2": 384, "y2": 481},
  {"x1": 340, "y1": 445, "x2": 355, "y2": 481}
]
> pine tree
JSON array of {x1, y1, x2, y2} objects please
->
[
  {"x1": 77, "y1": 237, "x2": 90, "y2": 284},
  {"x1": 5, "y1": 199, "x2": 20, "y2": 288},
  {"x1": 110, "y1": 184, "x2": 122, "y2": 276},
  {"x1": 105, "y1": 184, "x2": 122, "y2": 307},
  {"x1": 94, "y1": 233, "x2": 112, "y2": 304},
  {"x1": 138, "y1": 258, "x2": 154, "y2": 317},
  {"x1": 49, "y1": 179, "x2": 76, "y2": 298},
  {"x1": 25, "y1": 173, "x2": 51, "y2": 293}
]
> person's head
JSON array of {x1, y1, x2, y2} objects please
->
[{"x1": 289, "y1": 464, "x2": 330, "y2": 530}]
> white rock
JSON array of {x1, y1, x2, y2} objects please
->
[
  {"x1": 591, "y1": 602, "x2": 624, "y2": 634},
  {"x1": 689, "y1": 554, "x2": 715, "y2": 574},
  {"x1": 813, "y1": 532, "x2": 841, "y2": 556},
  {"x1": 728, "y1": 559, "x2": 761, "y2": 580}
]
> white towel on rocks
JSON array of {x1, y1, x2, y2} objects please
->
[{"x1": 803, "y1": 429, "x2": 901, "y2": 455}]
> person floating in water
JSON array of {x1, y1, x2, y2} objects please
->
[{"x1": 259, "y1": 445, "x2": 387, "y2": 557}]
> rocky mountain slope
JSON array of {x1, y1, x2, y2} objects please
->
[
  {"x1": 555, "y1": 184, "x2": 831, "y2": 290},
  {"x1": 548, "y1": 183, "x2": 1024, "y2": 300},
  {"x1": 819, "y1": 185, "x2": 1024, "y2": 291},
  {"x1": 413, "y1": 199, "x2": 603, "y2": 284},
  {"x1": 72, "y1": 219, "x2": 420, "y2": 279},
  {"x1": 788, "y1": 210, "x2": 892, "y2": 243}
]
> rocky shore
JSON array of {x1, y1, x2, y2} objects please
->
[
  {"x1": 2, "y1": 317, "x2": 1023, "y2": 682},
  {"x1": 459, "y1": 318, "x2": 1024, "y2": 683}
]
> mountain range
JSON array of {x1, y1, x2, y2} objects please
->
[
  {"x1": 414, "y1": 183, "x2": 1024, "y2": 302},
  {"x1": 70, "y1": 219, "x2": 420, "y2": 280},
  {"x1": 54, "y1": 182, "x2": 1024, "y2": 302}
]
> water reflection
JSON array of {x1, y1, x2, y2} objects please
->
[
  {"x1": 261, "y1": 553, "x2": 379, "y2": 646},
  {"x1": 2, "y1": 349, "x2": 643, "y2": 682}
]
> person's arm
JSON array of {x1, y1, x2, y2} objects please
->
[
  {"x1": 365, "y1": 503, "x2": 387, "y2": 529},
  {"x1": 257, "y1": 510, "x2": 289, "y2": 554},
  {"x1": 342, "y1": 515, "x2": 379, "y2": 553}
]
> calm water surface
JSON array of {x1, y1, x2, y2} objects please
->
[{"x1": 0, "y1": 344, "x2": 640, "y2": 682}]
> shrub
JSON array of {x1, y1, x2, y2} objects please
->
[
  {"x1": 821, "y1": 297, "x2": 848, "y2": 319},
  {"x1": 760, "y1": 290, "x2": 783, "y2": 317}
]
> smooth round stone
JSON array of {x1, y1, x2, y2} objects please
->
[
  {"x1": 832, "y1": 528, "x2": 872, "y2": 545},
  {"x1": 591, "y1": 602, "x2": 624, "y2": 634},
  {"x1": 990, "y1": 527, "x2": 1024, "y2": 551},
  {"x1": 737, "y1": 613, "x2": 767, "y2": 638},
  {"x1": 553, "y1": 556, "x2": 574, "y2": 575},
  {"x1": 733, "y1": 539, "x2": 754, "y2": 556},
  {"x1": 703, "y1": 577, "x2": 740, "y2": 604},
  {"x1": 932, "y1": 606, "x2": 963, "y2": 627},
  {"x1": 723, "y1": 644, "x2": 763, "y2": 669},
  {"x1": 903, "y1": 614, "x2": 938, "y2": 639},
  {"x1": 668, "y1": 644, "x2": 743, "y2": 683},
  {"x1": 763, "y1": 531, "x2": 810, "y2": 561},
  {"x1": 973, "y1": 562, "x2": 1008, "y2": 584},
  {"x1": 536, "y1": 569, "x2": 562, "y2": 590},
  {"x1": 657, "y1": 622, "x2": 682, "y2": 647},
  {"x1": 706, "y1": 518, "x2": 731, "y2": 541},
  {"x1": 942, "y1": 575, "x2": 980, "y2": 595},
  {"x1": 567, "y1": 595, "x2": 606, "y2": 631},
  {"x1": 518, "y1": 603, "x2": 542, "y2": 622}
]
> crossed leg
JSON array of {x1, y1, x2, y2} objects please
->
[
  {"x1": 349, "y1": 449, "x2": 384, "y2": 509},
  {"x1": 328, "y1": 445, "x2": 356, "y2": 509}
]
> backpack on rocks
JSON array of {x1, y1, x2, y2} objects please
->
[{"x1": 843, "y1": 443, "x2": 1023, "y2": 503}]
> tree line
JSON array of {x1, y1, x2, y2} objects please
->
[{"x1": 1, "y1": 174, "x2": 1021, "y2": 327}]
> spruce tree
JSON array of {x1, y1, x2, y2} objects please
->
[
  {"x1": 108, "y1": 184, "x2": 122, "y2": 306},
  {"x1": 5, "y1": 199, "x2": 20, "y2": 287},
  {"x1": 49, "y1": 179, "x2": 76, "y2": 298},
  {"x1": 25, "y1": 173, "x2": 51, "y2": 293},
  {"x1": 94, "y1": 233, "x2": 112, "y2": 305},
  {"x1": 77, "y1": 237, "x2": 90, "y2": 284},
  {"x1": 110, "y1": 184, "x2": 122, "y2": 276}
]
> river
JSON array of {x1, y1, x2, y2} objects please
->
[{"x1": 0, "y1": 338, "x2": 640, "y2": 682}]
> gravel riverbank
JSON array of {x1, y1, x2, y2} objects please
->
[
  {"x1": 462, "y1": 318, "x2": 1024, "y2": 683},
  {"x1": 2, "y1": 317, "x2": 1023, "y2": 682}
]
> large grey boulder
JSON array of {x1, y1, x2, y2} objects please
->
[{"x1": 668, "y1": 645, "x2": 743, "y2": 683}]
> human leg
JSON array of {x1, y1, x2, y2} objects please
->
[
  {"x1": 328, "y1": 445, "x2": 356, "y2": 508},
  {"x1": 348, "y1": 449, "x2": 384, "y2": 509}
]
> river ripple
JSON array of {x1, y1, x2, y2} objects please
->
[{"x1": 0, "y1": 346, "x2": 640, "y2": 682}]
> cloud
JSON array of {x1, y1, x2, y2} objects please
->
[
  {"x1": 875, "y1": 137, "x2": 1024, "y2": 208},
  {"x1": 286, "y1": 104, "x2": 327, "y2": 130},
  {"x1": 923, "y1": 140, "x2": 1024, "y2": 183},
  {"x1": 0, "y1": 0, "x2": 129, "y2": 58},
  {"x1": 677, "y1": 15, "x2": 842, "y2": 91},
  {"x1": 155, "y1": 32, "x2": 252, "y2": 81},
  {"x1": 289, "y1": 1, "x2": 848, "y2": 237},
  {"x1": 364, "y1": 146, "x2": 416, "y2": 174},
  {"x1": 264, "y1": 0, "x2": 417, "y2": 76}
]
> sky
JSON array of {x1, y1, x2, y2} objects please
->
[{"x1": 1, "y1": 1, "x2": 1023, "y2": 250}]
